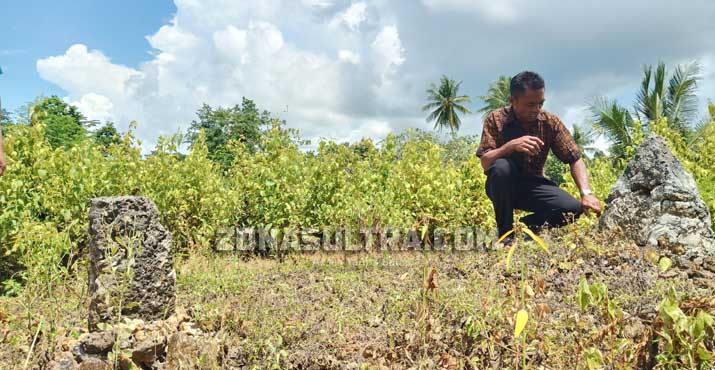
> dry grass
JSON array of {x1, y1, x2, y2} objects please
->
[{"x1": 1, "y1": 225, "x2": 714, "y2": 369}]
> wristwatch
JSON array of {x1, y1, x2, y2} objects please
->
[{"x1": 580, "y1": 188, "x2": 593, "y2": 197}]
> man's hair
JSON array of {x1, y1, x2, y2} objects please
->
[{"x1": 510, "y1": 71, "x2": 545, "y2": 98}]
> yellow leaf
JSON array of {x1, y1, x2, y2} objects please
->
[
  {"x1": 523, "y1": 228, "x2": 549, "y2": 254},
  {"x1": 497, "y1": 228, "x2": 515, "y2": 244},
  {"x1": 505, "y1": 245, "x2": 517, "y2": 271},
  {"x1": 514, "y1": 309, "x2": 528, "y2": 337},
  {"x1": 525, "y1": 284, "x2": 535, "y2": 297},
  {"x1": 659, "y1": 257, "x2": 672, "y2": 272}
]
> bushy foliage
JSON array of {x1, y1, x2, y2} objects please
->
[
  {"x1": 31, "y1": 96, "x2": 88, "y2": 149},
  {"x1": 187, "y1": 98, "x2": 273, "y2": 168},
  {"x1": 2, "y1": 108, "x2": 713, "y2": 292},
  {"x1": 0, "y1": 122, "x2": 493, "y2": 290}
]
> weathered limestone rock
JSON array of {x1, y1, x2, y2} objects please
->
[
  {"x1": 79, "y1": 331, "x2": 115, "y2": 355},
  {"x1": 78, "y1": 358, "x2": 111, "y2": 370},
  {"x1": 600, "y1": 134, "x2": 715, "y2": 263},
  {"x1": 131, "y1": 336, "x2": 166, "y2": 367},
  {"x1": 88, "y1": 196, "x2": 176, "y2": 331},
  {"x1": 165, "y1": 332, "x2": 220, "y2": 370},
  {"x1": 47, "y1": 352, "x2": 79, "y2": 370}
]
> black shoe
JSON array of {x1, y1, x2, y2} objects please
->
[{"x1": 491, "y1": 236, "x2": 513, "y2": 249}]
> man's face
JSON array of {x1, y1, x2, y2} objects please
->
[{"x1": 509, "y1": 87, "x2": 545, "y2": 124}]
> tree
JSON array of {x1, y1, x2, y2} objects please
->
[
  {"x1": 422, "y1": 75, "x2": 471, "y2": 133},
  {"x1": 572, "y1": 123, "x2": 599, "y2": 158},
  {"x1": 590, "y1": 61, "x2": 701, "y2": 159},
  {"x1": 13, "y1": 96, "x2": 46, "y2": 125},
  {"x1": 589, "y1": 97, "x2": 637, "y2": 160},
  {"x1": 478, "y1": 75, "x2": 511, "y2": 117},
  {"x1": 0, "y1": 108, "x2": 12, "y2": 126},
  {"x1": 31, "y1": 96, "x2": 87, "y2": 149},
  {"x1": 634, "y1": 61, "x2": 700, "y2": 137},
  {"x1": 187, "y1": 97, "x2": 272, "y2": 168},
  {"x1": 545, "y1": 123, "x2": 599, "y2": 185},
  {"x1": 93, "y1": 122, "x2": 121, "y2": 149}
]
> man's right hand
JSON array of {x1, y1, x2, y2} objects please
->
[
  {"x1": 0, "y1": 153, "x2": 5, "y2": 176},
  {"x1": 506, "y1": 136, "x2": 544, "y2": 156}
]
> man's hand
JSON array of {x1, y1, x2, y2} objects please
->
[
  {"x1": 581, "y1": 194, "x2": 602, "y2": 217},
  {"x1": 0, "y1": 153, "x2": 5, "y2": 177},
  {"x1": 507, "y1": 135, "x2": 544, "y2": 156}
]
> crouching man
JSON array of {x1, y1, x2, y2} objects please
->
[{"x1": 476, "y1": 71, "x2": 602, "y2": 246}]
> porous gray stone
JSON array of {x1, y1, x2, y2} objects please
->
[
  {"x1": 47, "y1": 352, "x2": 79, "y2": 370},
  {"x1": 79, "y1": 331, "x2": 115, "y2": 354},
  {"x1": 131, "y1": 335, "x2": 166, "y2": 367},
  {"x1": 165, "y1": 332, "x2": 219, "y2": 370},
  {"x1": 88, "y1": 196, "x2": 176, "y2": 331},
  {"x1": 600, "y1": 134, "x2": 715, "y2": 264}
]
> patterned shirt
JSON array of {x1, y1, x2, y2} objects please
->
[{"x1": 476, "y1": 106, "x2": 582, "y2": 177}]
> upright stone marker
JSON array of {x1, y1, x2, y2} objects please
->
[
  {"x1": 600, "y1": 134, "x2": 715, "y2": 264},
  {"x1": 88, "y1": 196, "x2": 176, "y2": 330}
]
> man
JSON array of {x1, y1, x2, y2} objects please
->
[{"x1": 476, "y1": 71, "x2": 601, "y2": 246}]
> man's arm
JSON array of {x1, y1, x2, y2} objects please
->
[
  {"x1": 479, "y1": 136, "x2": 544, "y2": 172},
  {"x1": 479, "y1": 145, "x2": 512, "y2": 172},
  {"x1": 569, "y1": 158, "x2": 601, "y2": 216}
]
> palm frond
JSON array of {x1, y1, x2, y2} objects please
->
[
  {"x1": 667, "y1": 61, "x2": 700, "y2": 135},
  {"x1": 635, "y1": 64, "x2": 652, "y2": 121},
  {"x1": 423, "y1": 75, "x2": 471, "y2": 133},
  {"x1": 478, "y1": 75, "x2": 511, "y2": 117},
  {"x1": 589, "y1": 97, "x2": 635, "y2": 158}
]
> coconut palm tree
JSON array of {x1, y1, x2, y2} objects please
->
[
  {"x1": 634, "y1": 61, "x2": 700, "y2": 136},
  {"x1": 589, "y1": 97, "x2": 636, "y2": 160},
  {"x1": 590, "y1": 61, "x2": 701, "y2": 159},
  {"x1": 478, "y1": 75, "x2": 511, "y2": 117},
  {"x1": 422, "y1": 75, "x2": 472, "y2": 133},
  {"x1": 572, "y1": 123, "x2": 599, "y2": 157}
]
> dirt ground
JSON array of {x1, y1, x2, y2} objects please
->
[{"x1": 1, "y1": 226, "x2": 714, "y2": 369}]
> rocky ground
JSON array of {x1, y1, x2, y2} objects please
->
[{"x1": 1, "y1": 222, "x2": 714, "y2": 369}]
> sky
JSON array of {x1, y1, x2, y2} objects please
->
[{"x1": 1, "y1": 0, "x2": 715, "y2": 151}]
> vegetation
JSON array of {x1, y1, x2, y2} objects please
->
[
  {"x1": 590, "y1": 61, "x2": 702, "y2": 159},
  {"x1": 187, "y1": 98, "x2": 274, "y2": 169},
  {"x1": 422, "y1": 75, "x2": 472, "y2": 133},
  {"x1": 0, "y1": 61, "x2": 714, "y2": 368},
  {"x1": 477, "y1": 75, "x2": 511, "y2": 118}
]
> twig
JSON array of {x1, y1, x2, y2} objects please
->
[
  {"x1": 23, "y1": 320, "x2": 42, "y2": 370},
  {"x1": 485, "y1": 335, "x2": 557, "y2": 370}
]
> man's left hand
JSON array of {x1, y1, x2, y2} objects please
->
[{"x1": 581, "y1": 194, "x2": 602, "y2": 217}]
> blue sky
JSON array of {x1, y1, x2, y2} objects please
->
[
  {"x1": 1, "y1": 0, "x2": 175, "y2": 111},
  {"x1": 1, "y1": 0, "x2": 714, "y2": 150}
]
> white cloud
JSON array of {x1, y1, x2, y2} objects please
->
[
  {"x1": 421, "y1": 0, "x2": 520, "y2": 22},
  {"x1": 68, "y1": 93, "x2": 114, "y2": 122},
  {"x1": 302, "y1": 0, "x2": 334, "y2": 9},
  {"x1": 331, "y1": 2, "x2": 368, "y2": 30},
  {"x1": 35, "y1": 0, "x2": 715, "y2": 150},
  {"x1": 338, "y1": 49, "x2": 361, "y2": 64},
  {"x1": 561, "y1": 105, "x2": 590, "y2": 128},
  {"x1": 371, "y1": 25, "x2": 405, "y2": 87},
  {"x1": 147, "y1": 24, "x2": 199, "y2": 53},
  {"x1": 37, "y1": 44, "x2": 137, "y2": 99},
  {"x1": 213, "y1": 26, "x2": 248, "y2": 63}
]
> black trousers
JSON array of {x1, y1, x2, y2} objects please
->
[{"x1": 486, "y1": 158, "x2": 583, "y2": 238}]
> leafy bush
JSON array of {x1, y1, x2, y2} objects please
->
[
  {"x1": 0, "y1": 122, "x2": 495, "y2": 289},
  {"x1": 3, "y1": 111, "x2": 713, "y2": 292}
]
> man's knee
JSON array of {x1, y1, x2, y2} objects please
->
[
  {"x1": 559, "y1": 198, "x2": 583, "y2": 221},
  {"x1": 487, "y1": 158, "x2": 516, "y2": 181}
]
